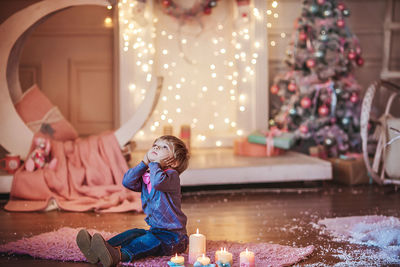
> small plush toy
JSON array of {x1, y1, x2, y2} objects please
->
[{"x1": 25, "y1": 137, "x2": 57, "y2": 172}]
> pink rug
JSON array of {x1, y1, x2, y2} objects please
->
[{"x1": 0, "y1": 227, "x2": 314, "y2": 266}]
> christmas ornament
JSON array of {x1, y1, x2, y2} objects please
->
[
  {"x1": 337, "y1": 2, "x2": 346, "y2": 11},
  {"x1": 306, "y1": 59, "x2": 316, "y2": 68},
  {"x1": 269, "y1": 119, "x2": 276, "y2": 126},
  {"x1": 342, "y1": 117, "x2": 350, "y2": 125},
  {"x1": 270, "y1": 84, "x2": 279, "y2": 94},
  {"x1": 299, "y1": 31, "x2": 308, "y2": 41},
  {"x1": 318, "y1": 105, "x2": 329, "y2": 116},
  {"x1": 348, "y1": 51, "x2": 356, "y2": 60},
  {"x1": 317, "y1": 0, "x2": 326, "y2": 4},
  {"x1": 324, "y1": 137, "x2": 335, "y2": 146},
  {"x1": 337, "y1": 19, "x2": 345, "y2": 28},
  {"x1": 323, "y1": 9, "x2": 332, "y2": 17},
  {"x1": 342, "y1": 9, "x2": 350, "y2": 17},
  {"x1": 288, "y1": 82, "x2": 298, "y2": 92},
  {"x1": 159, "y1": 0, "x2": 219, "y2": 21},
  {"x1": 356, "y1": 57, "x2": 364, "y2": 66},
  {"x1": 300, "y1": 125, "x2": 309, "y2": 134},
  {"x1": 320, "y1": 33, "x2": 329, "y2": 42},
  {"x1": 209, "y1": 0, "x2": 217, "y2": 7},
  {"x1": 300, "y1": 97, "x2": 312, "y2": 108},
  {"x1": 289, "y1": 108, "x2": 297, "y2": 115},
  {"x1": 315, "y1": 50, "x2": 325, "y2": 58},
  {"x1": 162, "y1": 0, "x2": 171, "y2": 7},
  {"x1": 309, "y1": 4, "x2": 319, "y2": 14},
  {"x1": 203, "y1": 7, "x2": 212, "y2": 15},
  {"x1": 350, "y1": 93, "x2": 358, "y2": 103}
]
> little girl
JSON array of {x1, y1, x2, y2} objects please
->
[{"x1": 76, "y1": 135, "x2": 190, "y2": 267}]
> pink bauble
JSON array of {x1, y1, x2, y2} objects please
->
[
  {"x1": 203, "y1": 7, "x2": 212, "y2": 15},
  {"x1": 318, "y1": 105, "x2": 329, "y2": 116},
  {"x1": 350, "y1": 93, "x2": 359, "y2": 103},
  {"x1": 162, "y1": 0, "x2": 171, "y2": 7},
  {"x1": 300, "y1": 97, "x2": 312, "y2": 108},
  {"x1": 288, "y1": 82, "x2": 297, "y2": 92},
  {"x1": 357, "y1": 57, "x2": 364, "y2": 66},
  {"x1": 348, "y1": 51, "x2": 356, "y2": 60},
  {"x1": 299, "y1": 125, "x2": 308, "y2": 134},
  {"x1": 306, "y1": 59, "x2": 316, "y2": 68},
  {"x1": 337, "y1": 19, "x2": 345, "y2": 28},
  {"x1": 299, "y1": 32, "x2": 307, "y2": 41},
  {"x1": 270, "y1": 84, "x2": 279, "y2": 94},
  {"x1": 337, "y1": 2, "x2": 346, "y2": 11},
  {"x1": 317, "y1": 0, "x2": 326, "y2": 4}
]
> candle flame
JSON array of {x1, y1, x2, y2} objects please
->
[{"x1": 196, "y1": 228, "x2": 199, "y2": 234}]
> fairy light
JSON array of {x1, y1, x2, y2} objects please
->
[
  {"x1": 104, "y1": 17, "x2": 113, "y2": 28},
  {"x1": 121, "y1": 0, "x2": 275, "y2": 146}
]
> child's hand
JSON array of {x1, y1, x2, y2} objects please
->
[
  {"x1": 143, "y1": 152, "x2": 150, "y2": 165},
  {"x1": 161, "y1": 155, "x2": 175, "y2": 168},
  {"x1": 146, "y1": 149, "x2": 155, "y2": 163}
]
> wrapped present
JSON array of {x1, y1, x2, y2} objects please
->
[
  {"x1": 234, "y1": 138, "x2": 282, "y2": 157},
  {"x1": 309, "y1": 145, "x2": 328, "y2": 159},
  {"x1": 327, "y1": 156, "x2": 369, "y2": 185},
  {"x1": 247, "y1": 130, "x2": 296, "y2": 150}
]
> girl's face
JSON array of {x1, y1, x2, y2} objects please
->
[{"x1": 148, "y1": 139, "x2": 174, "y2": 164}]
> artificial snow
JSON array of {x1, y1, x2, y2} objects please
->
[{"x1": 318, "y1": 215, "x2": 400, "y2": 265}]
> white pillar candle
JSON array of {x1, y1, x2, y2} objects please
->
[
  {"x1": 196, "y1": 254, "x2": 211, "y2": 265},
  {"x1": 239, "y1": 248, "x2": 255, "y2": 267},
  {"x1": 188, "y1": 229, "x2": 206, "y2": 264},
  {"x1": 170, "y1": 253, "x2": 184, "y2": 265},
  {"x1": 215, "y1": 247, "x2": 232, "y2": 265}
]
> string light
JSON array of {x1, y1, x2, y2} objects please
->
[{"x1": 119, "y1": 0, "x2": 277, "y2": 147}]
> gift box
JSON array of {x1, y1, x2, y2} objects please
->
[
  {"x1": 234, "y1": 138, "x2": 282, "y2": 157},
  {"x1": 247, "y1": 131, "x2": 296, "y2": 150},
  {"x1": 327, "y1": 157, "x2": 369, "y2": 185}
]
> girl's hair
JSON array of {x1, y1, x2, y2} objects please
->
[{"x1": 154, "y1": 135, "x2": 190, "y2": 174}]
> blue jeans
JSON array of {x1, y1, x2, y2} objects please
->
[{"x1": 107, "y1": 228, "x2": 188, "y2": 262}]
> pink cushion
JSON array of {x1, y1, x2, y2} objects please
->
[{"x1": 14, "y1": 84, "x2": 78, "y2": 141}]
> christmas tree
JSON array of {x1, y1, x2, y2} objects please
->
[{"x1": 270, "y1": 0, "x2": 364, "y2": 157}]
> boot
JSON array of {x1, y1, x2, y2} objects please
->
[
  {"x1": 76, "y1": 229, "x2": 99, "y2": 264},
  {"x1": 91, "y1": 233, "x2": 121, "y2": 267}
]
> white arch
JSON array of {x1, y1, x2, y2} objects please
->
[{"x1": 0, "y1": 0, "x2": 162, "y2": 157}]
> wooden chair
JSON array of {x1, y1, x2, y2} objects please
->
[{"x1": 360, "y1": 80, "x2": 400, "y2": 186}]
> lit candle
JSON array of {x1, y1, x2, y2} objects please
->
[
  {"x1": 196, "y1": 254, "x2": 211, "y2": 265},
  {"x1": 170, "y1": 253, "x2": 184, "y2": 265},
  {"x1": 189, "y1": 229, "x2": 206, "y2": 264},
  {"x1": 239, "y1": 248, "x2": 255, "y2": 267},
  {"x1": 215, "y1": 247, "x2": 232, "y2": 266}
]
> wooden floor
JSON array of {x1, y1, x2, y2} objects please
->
[{"x1": 0, "y1": 183, "x2": 399, "y2": 266}]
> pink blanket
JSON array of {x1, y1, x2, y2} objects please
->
[{"x1": 5, "y1": 132, "x2": 142, "y2": 213}]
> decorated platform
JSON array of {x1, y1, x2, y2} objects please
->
[{"x1": 131, "y1": 148, "x2": 332, "y2": 186}]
